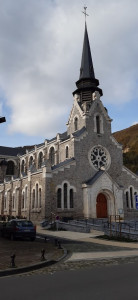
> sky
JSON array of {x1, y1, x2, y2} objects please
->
[{"x1": 0, "y1": 0, "x2": 138, "y2": 147}]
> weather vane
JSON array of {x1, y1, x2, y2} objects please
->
[{"x1": 82, "y1": 6, "x2": 89, "y2": 22}]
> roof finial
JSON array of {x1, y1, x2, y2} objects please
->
[{"x1": 82, "y1": 6, "x2": 89, "y2": 22}]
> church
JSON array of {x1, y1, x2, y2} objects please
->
[{"x1": 0, "y1": 20, "x2": 138, "y2": 223}]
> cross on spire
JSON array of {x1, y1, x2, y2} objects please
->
[{"x1": 82, "y1": 6, "x2": 89, "y2": 22}]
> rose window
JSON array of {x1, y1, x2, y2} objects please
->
[{"x1": 89, "y1": 146, "x2": 110, "y2": 170}]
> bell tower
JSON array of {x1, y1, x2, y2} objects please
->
[{"x1": 73, "y1": 9, "x2": 102, "y2": 112}]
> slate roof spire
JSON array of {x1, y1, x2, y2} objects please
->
[
  {"x1": 79, "y1": 22, "x2": 95, "y2": 80},
  {"x1": 73, "y1": 15, "x2": 103, "y2": 101}
]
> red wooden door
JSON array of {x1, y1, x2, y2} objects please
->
[{"x1": 96, "y1": 193, "x2": 107, "y2": 218}]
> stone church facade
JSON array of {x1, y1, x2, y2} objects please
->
[{"x1": 0, "y1": 23, "x2": 138, "y2": 223}]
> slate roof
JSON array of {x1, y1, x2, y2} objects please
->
[
  {"x1": 80, "y1": 23, "x2": 95, "y2": 80},
  {"x1": 72, "y1": 126, "x2": 86, "y2": 138},
  {"x1": 84, "y1": 170, "x2": 104, "y2": 186},
  {"x1": 47, "y1": 136, "x2": 56, "y2": 143},
  {"x1": 0, "y1": 146, "x2": 26, "y2": 157},
  {"x1": 58, "y1": 131, "x2": 69, "y2": 141},
  {"x1": 52, "y1": 157, "x2": 75, "y2": 170},
  {"x1": 36, "y1": 142, "x2": 45, "y2": 148},
  {"x1": 47, "y1": 132, "x2": 69, "y2": 143}
]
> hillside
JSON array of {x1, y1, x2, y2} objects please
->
[{"x1": 113, "y1": 124, "x2": 138, "y2": 174}]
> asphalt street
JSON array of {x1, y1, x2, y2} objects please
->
[
  {"x1": 1, "y1": 228, "x2": 138, "y2": 299},
  {"x1": 0, "y1": 262, "x2": 138, "y2": 300}
]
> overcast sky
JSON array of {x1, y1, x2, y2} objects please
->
[{"x1": 0, "y1": 0, "x2": 138, "y2": 147}]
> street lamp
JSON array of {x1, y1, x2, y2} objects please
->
[{"x1": 0, "y1": 116, "x2": 6, "y2": 123}]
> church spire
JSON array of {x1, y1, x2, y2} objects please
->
[
  {"x1": 79, "y1": 22, "x2": 95, "y2": 80},
  {"x1": 73, "y1": 11, "x2": 103, "y2": 106}
]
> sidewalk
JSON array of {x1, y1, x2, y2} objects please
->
[
  {"x1": 37, "y1": 226, "x2": 138, "y2": 262},
  {"x1": 37, "y1": 226, "x2": 138, "y2": 248},
  {"x1": 37, "y1": 226, "x2": 103, "y2": 241}
]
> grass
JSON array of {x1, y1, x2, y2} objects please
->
[{"x1": 97, "y1": 235, "x2": 137, "y2": 243}]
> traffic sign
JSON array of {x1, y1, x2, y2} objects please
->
[
  {"x1": 136, "y1": 202, "x2": 138, "y2": 210},
  {"x1": 135, "y1": 195, "x2": 138, "y2": 203}
]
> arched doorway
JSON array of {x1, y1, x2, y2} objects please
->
[{"x1": 96, "y1": 193, "x2": 107, "y2": 218}]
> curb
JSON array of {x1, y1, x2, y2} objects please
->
[
  {"x1": 0, "y1": 246, "x2": 67, "y2": 278},
  {"x1": 66, "y1": 254, "x2": 138, "y2": 263}
]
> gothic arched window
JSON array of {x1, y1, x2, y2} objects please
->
[
  {"x1": 25, "y1": 186, "x2": 27, "y2": 209},
  {"x1": 12, "y1": 194, "x2": 16, "y2": 210},
  {"x1": 6, "y1": 161, "x2": 14, "y2": 175},
  {"x1": 29, "y1": 156, "x2": 33, "y2": 167},
  {"x1": 94, "y1": 114, "x2": 103, "y2": 134},
  {"x1": 64, "y1": 183, "x2": 67, "y2": 209},
  {"x1": 32, "y1": 189, "x2": 35, "y2": 209},
  {"x1": 57, "y1": 188, "x2": 62, "y2": 209},
  {"x1": 4, "y1": 194, "x2": 7, "y2": 210},
  {"x1": 74, "y1": 117, "x2": 78, "y2": 131},
  {"x1": 38, "y1": 152, "x2": 43, "y2": 168},
  {"x1": 22, "y1": 192, "x2": 25, "y2": 209},
  {"x1": 70, "y1": 189, "x2": 73, "y2": 208},
  {"x1": 130, "y1": 187, "x2": 133, "y2": 208},
  {"x1": 96, "y1": 115, "x2": 100, "y2": 134},
  {"x1": 66, "y1": 146, "x2": 69, "y2": 159},
  {"x1": 126, "y1": 191, "x2": 129, "y2": 208},
  {"x1": 21, "y1": 160, "x2": 25, "y2": 173},
  {"x1": 36, "y1": 184, "x2": 38, "y2": 208},
  {"x1": 56, "y1": 183, "x2": 75, "y2": 210},
  {"x1": 49, "y1": 147, "x2": 55, "y2": 165},
  {"x1": 39, "y1": 188, "x2": 41, "y2": 208},
  {"x1": 70, "y1": 189, "x2": 74, "y2": 208}
]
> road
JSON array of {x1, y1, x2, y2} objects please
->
[{"x1": 0, "y1": 261, "x2": 138, "y2": 300}]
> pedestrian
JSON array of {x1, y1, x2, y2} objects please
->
[{"x1": 56, "y1": 215, "x2": 59, "y2": 231}]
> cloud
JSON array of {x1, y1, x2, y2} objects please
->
[
  {"x1": 132, "y1": 121, "x2": 138, "y2": 126},
  {"x1": 0, "y1": 0, "x2": 138, "y2": 139}
]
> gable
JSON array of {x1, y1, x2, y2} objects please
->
[
  {"x1": 67, "y1": 97, "x2": 83, "y2": 125},
  {"x1": 89, "y1": 98, "x2": 112, "y2": 122},
  {"x1": 82, "y1": 170, "x2": 122, "y2": 190},
  {"x1": 67, "y1": 97, "x2": 86, "y2": 135}
]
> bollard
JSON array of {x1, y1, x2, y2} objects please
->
[
  {"x1": 55, "y1": 238, "x2": 58, "y2": 246},
  {"x1": 57, "y1": 240, "x2": 62, "y2": 249},
  {"x1": 10, "y1": 253, "x2": 16, "y2": 268},
  {"x1": 41, "y1": 248, "x2": 45, "y2": 261}
]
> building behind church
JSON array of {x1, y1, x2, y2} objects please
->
[{"x1": 0, "y1": 22, "x2": 138, "y2": 223}]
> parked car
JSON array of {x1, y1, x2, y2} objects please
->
[
  {"x1": 0, "y1": 219, "x2": 36, "y2": 241},
  {"x1": 40, "y1": 219, "x2": 55, "y2": 229}
]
